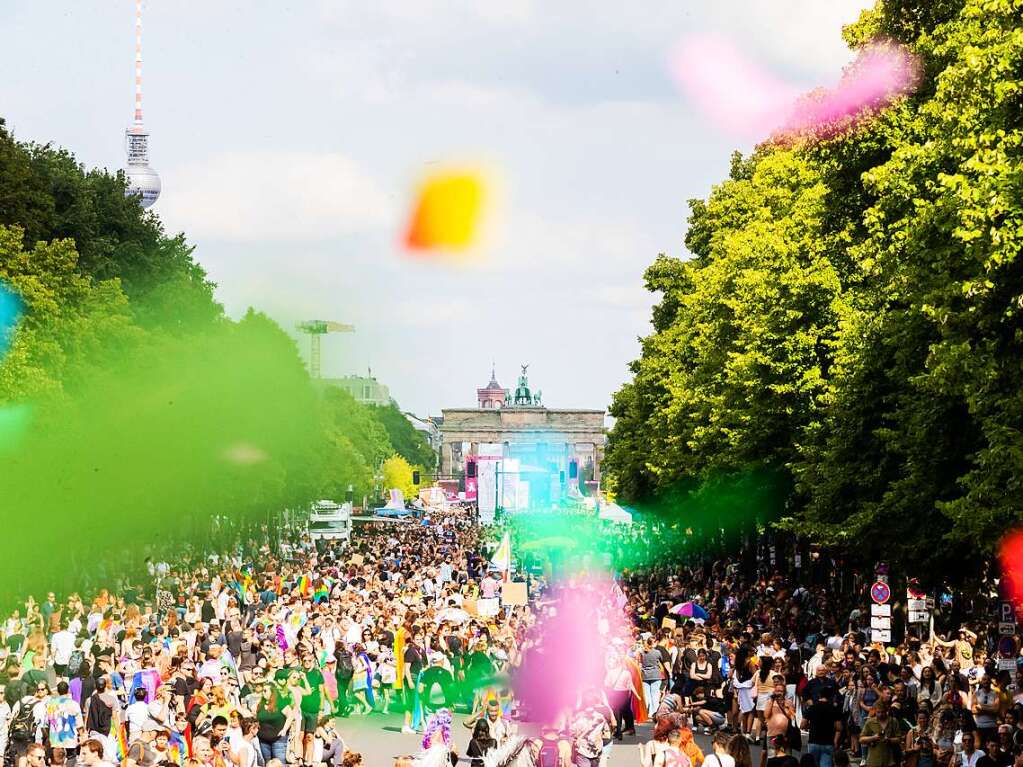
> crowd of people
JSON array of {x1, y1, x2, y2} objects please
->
[{"x1": 0, "y1": 504, "x2": 1017, "y2": 767}]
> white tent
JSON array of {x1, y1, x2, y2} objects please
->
[{"x1": 598, "y1": 502, "x2": 633, "y2": 524}]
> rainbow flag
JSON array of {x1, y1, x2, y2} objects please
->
[
  {"x1": 313, "y1": 583, "x2": 329, "y2": 603},
  {"x1": 491, "y1": 533, "x2": 512, "y2": 582},
  {"x1": 111, "y1": 721, "x2": 128, "y2": 763},
  {"x1": 167, "y1": 732, "x2": 187, "y2": 766},
  {"x1": 625, "y1": 656, "x2": 648, "y2": 724},
  {"x1": 298, "y1": 575, "x2": 310, "y2": 597}
]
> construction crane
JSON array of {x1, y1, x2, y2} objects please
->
[{"x1": 296, "y1": 321, "x2": 354, "y2": 379}]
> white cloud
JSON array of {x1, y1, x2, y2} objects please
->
[
  {"x1": 707, "y1": 1, "x2": 876, "y2": 78},
  {"x1": 159, "y1": 151, "x2": 394, "y2": 241}
]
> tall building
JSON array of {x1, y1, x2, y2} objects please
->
[
  {"x1": 321, "y1": 373, "x2": 393, "y2": 407},
  {"x1": 123, "y1": 0, "x2": 161, "y2": 208}
]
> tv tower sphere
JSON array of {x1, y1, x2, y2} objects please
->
[
  {"x1": 125, "y1": 128, "x2": 161, "y2": 208},
  {"x1": 124, "y1": 0, "x2": 160, "y2": 208}
]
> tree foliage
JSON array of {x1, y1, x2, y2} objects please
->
[
  {"x1": 369, "y1": 403, "x2": 437, "y2": 470},
  {"x1": 0, "y1": 123, "x2": 421, "y2": 599},
  {"x1": 606, "y1": 0, "x2": 1023, "y2": 582},
  {"x1": 382, "y1": 455, "x2": 416, "y2": 499}
]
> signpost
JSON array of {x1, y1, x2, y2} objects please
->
[
  {"x1": 908, "y1": 597, "x2": 929, "y2": 625},
  {"x1": 999, "y1": 602, "x2": 1017, "y2": 637},
  {"x1": 870, "y1": 571, "x2": 894, "y2": 644},
  {"x1": 871, "y1": 581, "x2": 891, "y2": 605}
]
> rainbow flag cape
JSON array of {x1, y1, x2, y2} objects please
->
[
  {"x1": 111, "y1": 721, "x2": 128, "y2": 763},
  {"x1": 313, "y1": 582, "x2": 329, "y2": 603},
  {"x1": 483, "y1": 688, "x2": 513, "y2": 718},
  {"x1": 128, "y1": 669, "x2": 161, "y2": 703},
  {"x1": 298, "y1": 575, "x2": 310, "y2": 597},
  {"x1": 167, "y1": 731, "x2": 187, "y2": 766},
  {"x1": 625, "y1": 655, "x2": 648, "y2": 724}
]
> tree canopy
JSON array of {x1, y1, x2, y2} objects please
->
[
  {"x1": 605, "y1": 0, "x2": 1023, "y2": 582},
  {"x1": 0, "y1": 123, "x2": 422, "y2": 600}
]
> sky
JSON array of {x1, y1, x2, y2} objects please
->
[{"x1": 0, "y1": 0, "x2": 873, "y2": 416}]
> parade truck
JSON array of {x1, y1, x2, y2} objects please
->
[{"x1": 307, "y1": 499, "x2": 352, "y2": 543}]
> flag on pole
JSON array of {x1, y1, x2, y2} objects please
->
[
  {"x1": 611, "y1": 580, "x2": 627, "y2": 610},
  {"x1": 491, "y1": 532, "x2": 511, "y2": 582}
]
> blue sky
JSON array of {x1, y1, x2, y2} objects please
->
[{"x1": 1, "y1": 0, "x2": 872, "y2": 416}]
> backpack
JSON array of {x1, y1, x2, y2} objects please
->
[
  {"x1": 335, "y1": 650, "x2": 354, "y2": 677},
  {"x1": 537, "y1": 739, "x2": 561, "y2": 767},
  {"x1": 10, "y1": 698, "x2": 36, "y2": 741},
  {"x1": 68, "y1": 649, "x2": 85, "y2": 677}
]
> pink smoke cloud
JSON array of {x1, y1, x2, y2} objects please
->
[
  {"x1": 513, "y1": 574, "x2": 631, "y2": 725},
  {"x1": 669, "y1": 36, "x2": 920, "y2": 143}
]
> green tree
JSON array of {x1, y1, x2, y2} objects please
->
[
  {"x1": 381, "y1": 455, "x2": 416, "y2": 499},
  {"x1": 368, "y1": 403, "x2": 437, "y2": 470},
  {"x1": 607, "y1": 0, "x2": 1023, "y2": 582},
  {"x1": 0, "y1": 120, "x2": 222, "y2": 328}
]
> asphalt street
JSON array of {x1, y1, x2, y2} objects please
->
[{"x1": 330, "y1": 713, "x2": 765, "y2": 766}]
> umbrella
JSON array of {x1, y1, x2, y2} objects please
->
[
  {"x1": 435, "y1": 607, "x2": 471, "y2": 624},
  {"x1": 669, "y1": 602, "x2": 709, "y2": 620}
]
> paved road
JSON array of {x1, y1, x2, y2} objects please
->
[{"x1": 331, "y1": 713, "x2": 763, "y2": 765}]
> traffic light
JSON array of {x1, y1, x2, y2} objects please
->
[
  {"x1": 412, "y1": 470, "x2": 421, "y2": 485},
  {"x1": 466, "y1": 462, "x2": 477, "y2": 479},
  {"x1": 568, "y1": 460, "x2": 578, "y2": 480}
]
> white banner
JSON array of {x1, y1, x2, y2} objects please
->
[
  {"x1": 477, "y1": 597, "x2": 499, "y2": 617},
  {"x1": 477, "y1": 459, "x2": 498, "y2": 523}
]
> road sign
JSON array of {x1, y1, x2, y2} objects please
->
[
  {"x1": 1001, "y1": 602, "x2": 1017, "y2": 636},
  {"x1": 871, "y1": 616, "x2": 892, "y2": 630},
  {"x1": 909, "y1": 610, "x2": 930, "y2": 624},
  {"x1": 908, "y1": 598, "x2": 927, "y2": 612},
  {"x1": 871, "y1": 629, "x2": 892, "y2": 643},
  {"x1": 871, "y1": 603, "x2": 891, "y2": 618},
  {"x1": 907, "y1": 579, "x2": 927, "y2": 600},
  {"x1": 871, "y1": 581, "x2": 891, "y2": 605}
]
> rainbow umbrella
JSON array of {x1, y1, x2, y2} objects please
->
[{"x1": 669, "y1": 602, "x2": 709, "y2": 620}]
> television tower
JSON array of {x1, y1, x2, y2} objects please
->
[{"x1": 124, "y1": 0, "x2": 161, "y2": 208}]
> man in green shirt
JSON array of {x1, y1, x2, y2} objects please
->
[
  {"x1": 300, "y1": 654, "x2": 327, "y2": 764},
  {"x1": 861, "y1": 701, "x2": 902, "y2": 767}
]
